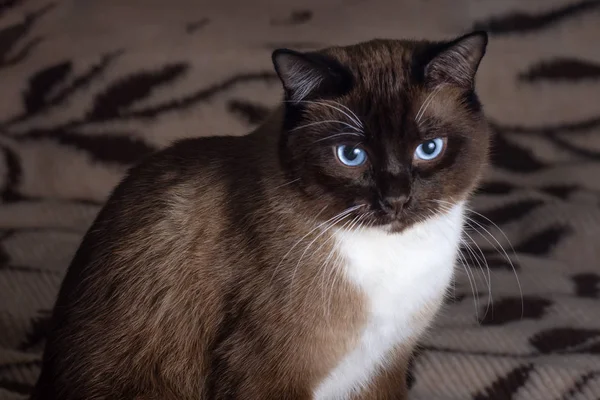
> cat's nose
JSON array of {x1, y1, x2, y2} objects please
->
[{"x1": 379, "y1": 195, "x2": 410, "y2": 217}]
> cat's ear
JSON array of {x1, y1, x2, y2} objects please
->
[
  {"x1": 424, "y1": 31, "x2": 488, "y2": 90},
  {"x1": 272, "y1": 49, "x2": 348, "y2": 102}
]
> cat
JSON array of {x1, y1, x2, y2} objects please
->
[{"x1": 31, "y1": 31, "x2": 490, "y2": 400}]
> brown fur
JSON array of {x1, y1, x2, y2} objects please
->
[
  {"x1": 32, "y1": 32, "x2": 490, "y2": 400},
  {"x1": 350, "y1": 345, "x2": 414, "y2": 400}
]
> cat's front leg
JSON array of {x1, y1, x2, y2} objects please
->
[{"x1": 349, "y1": 347, "x2": 412, "y2": 400}]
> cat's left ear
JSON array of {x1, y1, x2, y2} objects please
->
[
  {"x1": 272, "y1": 49, "x2": 349, "y2": 102},
  {"x1": 425, "y1": 31, "x2": 488, "y2": 90}
]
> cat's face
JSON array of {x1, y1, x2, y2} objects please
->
[{"x1": 273, "y1": 32, "x2": 490, "y2": 232}]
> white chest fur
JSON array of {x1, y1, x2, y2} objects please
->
[{"x1": 313, "y1": 203, "x2": 465, "y2": 400}]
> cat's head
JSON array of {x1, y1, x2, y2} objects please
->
[{"x1": 272, "y1": 32, "x2": 490, "y2": 232}]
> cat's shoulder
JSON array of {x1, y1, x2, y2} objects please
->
[{"x1": 122, "y1": 135, "x2": 255, "y2": 187}]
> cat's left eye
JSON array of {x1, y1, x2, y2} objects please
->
[
  {"x1": 336, "y1": 145, "x2": 367, "y2": 167},
  {"x1": 414, "y1": 138, "x2": 445, "y2": 161}
]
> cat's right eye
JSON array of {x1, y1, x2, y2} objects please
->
[
  {"x1": 414, "y1": 138, "x2": 446, "y2": 161},
  {"x1": 336, "y1": 145, "x2": 367, "y2": 167}
]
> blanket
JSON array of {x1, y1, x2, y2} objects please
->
[{"x1": 1, "y1": 0, "x2": 600, "y2": 398}]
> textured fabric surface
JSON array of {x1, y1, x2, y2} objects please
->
[{"x1": 1, "y1": 0, "x2": 600, "y2": 399}]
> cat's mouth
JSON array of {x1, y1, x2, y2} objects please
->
[
  {"x1": 364, "y1": 207, "x2": 417, "y2": 233},
  {"x1": 342, "y1": 199, "x2": 429, "y2": 233},
  {"x1": 356, "y1": 199, "x2": 443, "y2": 233}
]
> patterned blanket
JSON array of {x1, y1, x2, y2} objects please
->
[{"x1": 1, "y1": 0, "x2": 600, "y2": 399}]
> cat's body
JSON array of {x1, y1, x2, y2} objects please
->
[{"x1": 32, "y1": 33, "x2": 490, "y2": 400}]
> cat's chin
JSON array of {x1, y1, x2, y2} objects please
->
[
  {"x1": 381, "y1": 221, "x2": 411, "y2": 234},
  {"x1": 363, "y1": 216, "x2": 412, "y2": 234},
  {"x1": 369, "y1": 212, "x2": 430, "y2": 234}
]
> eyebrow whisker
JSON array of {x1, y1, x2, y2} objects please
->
[
  {"x1": 290, "y1": 120, "x2": 363, "y2": 133},
  {"x1": 415, "y1": 84, "x2": 446, "y2": 123},
  {"x1": 284, "y1": 100, "x2": 364, "y2": 132},
  {"x1": 311, "y1": 132, "x2": 364, "y2": 144},
  {"x1": 322, "y1": 99, "x2": 364, "y2": 129}
]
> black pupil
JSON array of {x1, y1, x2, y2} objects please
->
[
  {"x1": 344, "y1": 146, "x2": 360, "y2": 160},
  {"x1": 423, "y1": 140, "x2": 437, "y2": 155}
]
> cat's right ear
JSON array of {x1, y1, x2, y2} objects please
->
[
  {"x1": 424, "y1": 31, "x2": 488, "y2": 90},
  {"x1": 272, "y1": 49, "x2": 349, "y2": 103}
]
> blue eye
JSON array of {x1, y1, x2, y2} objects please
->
[
  {"x1": 336, "y1": 145, "x2": 367, "y2": 167},
  {"x1": 414, "y1": 138, "x2": 445, "y2": 161}
]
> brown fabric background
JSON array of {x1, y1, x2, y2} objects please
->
[{"x1": 1, "y1": 0, "x2": 600, "y2": 398}]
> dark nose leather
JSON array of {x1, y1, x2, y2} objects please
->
[{"x1": 379, "y1": 195, "x2": 410, "y2": 217}]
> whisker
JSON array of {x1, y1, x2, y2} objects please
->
[
  {"x1": 461, "y1": 228, "x2": 492, "y2": 319},
  {"x1": 415, "y1": 84, "x2": 446, "y2": 123},
  {"x1": 272, "y1": 178, "x2": 301, "y2": 190},
  {"x1": 270, "y1": 205, "x2": 347, "y2": 286},
  {"x1": 311, "y1": 132, "x2": 364, "y2": 144},
  {"x1": 323, "y1": 99, "x2": 364, "y2": 129},
  {"x1": 312, "y1": 216, "x2": 356, "y2": 314},
  {"x1": 288, "y1": 206, "x2": 362, "y2": 301},
  {"x1": 464, "y1": 215, "x2": 523, "y2": 319},
  {"x1": 420, "y1": 206, "x2": 483, "y2": 318},
  {"x1": 456, "y1": 243, "x2": 480, "y2": 319},
  {"x1": 324, "y1": 213, "x2": 367, "y2": 320},
  {"x1": 290, "y1": 119, "x2": 363, "y2": 134},
  {"x1": 450, "y1": 211, "x2": 491, "y2": 314},
  {"x1": 462, "y1": 221, "x2": 496, "y2": 312},
  {"x1": 358, "y1": 211, "x2": 374, "y2": 232},
  {"x1": 433, "y1": 199, "x2": 522, "y2": 320},
  {"x1": 456, "y1": 232, "x2": 481, "y2": 318},
  {"x1": 430, "y1": 201, "x2": 486, "y2": 320},
  {"x1": 284, "y1": 100, "x2": 364, "y2": 132},
  {"x1": 321, "y1": 216, "x2": 358, "y2": 321},
  {"x1": 434, "y1": 199, "x2": 519, "y2": 263},
  {"x1": 461, "y1": 206, "x2": 522, "y2": 265}
]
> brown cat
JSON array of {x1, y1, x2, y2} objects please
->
[{"x1": 32, "y1": 31, "x2": 490, "y2": 400}]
